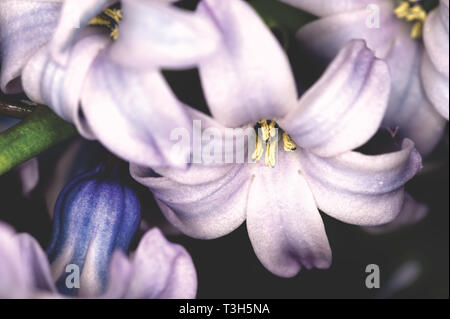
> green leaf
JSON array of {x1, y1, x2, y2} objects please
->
[{"x1": 0, "y1": 106, "x2": 77, "y2": 175}]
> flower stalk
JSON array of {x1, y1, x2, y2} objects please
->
[{"x1": 0, "y1": 105, "x2": 77, "y2": 175}]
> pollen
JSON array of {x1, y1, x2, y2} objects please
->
[
  {"x1": 394, "y1": 0, "x2": 427, "y2": 38},
  {"x1": 251, "y1": 120, "x2": 297, "y2": 168},
  {"x1": 89, "y1": 8, "x2": 122, "y2": 40}
]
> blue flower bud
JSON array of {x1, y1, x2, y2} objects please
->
[{"x1": 46, "y1": 163, "x2": 141, "y2": 297}]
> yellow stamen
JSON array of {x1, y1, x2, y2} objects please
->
[
  {"x1": 110, "y1": 27, "x2": 119, "y2": 40},
  {"x1": 394, "y1": 1, "x2": 427, "y2": 39},
  {"x1": 411, "y1": 21, "x2": 424, "y2": 38},
  {"x1": 251, "y1": 135, "x2": 264, "y2": 162},
  {"x1": 258, "y1": 119, "x2": 270, "y2": 142},
  {"x1": 104, "y1": 8, "x2": 122, "y2": 22},
  {"x1": 89, "y1": 16, "x2": 111, "y2": 26},
  {"x1": 265, "y1": 137, "x2": 278, "y2": 168},
  {"x1": 394, "y1": 1, "x2": 410, "y2": 19},
  {"x1": 89, "y1": 8, "x2": 122, "y2": 40},
  {"x1": 282, "y1": 132, "x2": 297, "y2": 152},
  {"x1": 251, "y1": 119, "x2": 297, "y2": 167}
]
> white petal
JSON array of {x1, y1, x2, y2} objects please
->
[
  {"x1": 108, "y1": 0, "x2": 220, "y2": 69},
  {"x1": 246, "y1": 151, "x2": 331, "y2": 277},
  {"x1": 197, "y1": 0, "x2": 298, "y2": 127},
  {"x1": 279, "y1": 40, "x2": 390, "y2": 157},
  {"x1": 299, "y1": 139, "x2": 422, "y2": 226},
  {"x1": 0, "y1": 0, "x2": 61, "y2": 93}
]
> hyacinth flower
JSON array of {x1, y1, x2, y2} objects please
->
[
  {"x1": 130, "y1": 0, "x2": 422, "y2": 277},
  {"x1": 0, "y1": 164, "x2": 197, "y2": 298},
  {"x1": 0, "y1": 0, "x2": 219, "y2": 168},
  {"x1": 280, "y1": 0, "x2": 449, "y2": 155}
]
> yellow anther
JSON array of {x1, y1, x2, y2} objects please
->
[
  {"x1": 89, "y1": 16, "x2": 111, "y2": 26},
  {"x1": 411, "y1": 21, "x2": 424, "y2": 38},
  {"x1": 394, "y1": 1, "x2": 427, "y2": 39},
  {"x1": 251, "y1": 136, "x2": 264, "y2": 162},
  {"x1": 394, "y1": 1, "x2": 410, "y2": 18},
  {"x1": 89, "y1": 8, "x2": 122, "y2": 40},
  {"x1": 282, "y1": 132, "x2": 297, "y2": 152},
  {"x1": 406, "y1": 5, "x2": 427, "y2": 21},
  {"x1": 265, "y1": 137, "x2": 278, "y2": 168},
  {"x1": 104, "y1": 8, "x2": 122, "y2": 23},
  {"x1": 258, "y1": 119, "x2": 270, "y2": 142},
  {"x1": 268, "y1": 121, "x2": 277, "y2": 138},
  {"x1": 110, "y1": 27, "x2": 119, "y2": 40}
]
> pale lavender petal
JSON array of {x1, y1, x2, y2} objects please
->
[
  {"x1": 108, "y1": 0, "x2": 220, "y2": 69},
  {"x1": 22, "y1": 28, "x2": 109, "y2": 138},
  {"x1": 423, "y1": 0, "x2": 449, "y2": 78},
  {"x1": 197, "y1": 0, "x2": 298, "y2": 127},
  {"x1": 131, "y1": 162, "x2": 251, "y2": 239},
  {"x1": 246, "y1": 151, "x2": 332, "y2": 278},
  {"x1": 280, "y1": 0, "x2": 383, "y2": 17},
  {"x1": 81, "y1": 49, "x2": 193, "y2": 168},
  {"x1": 102, "y1": 251, "x2": 132, "y2": 299},
  {"x1": 16, "y1": 234, "x2": 56, "y2": 294},
  {"x1": 279, "y1": 40, "x2": 390, "y2": 157},
  {"x1": 0, "y1": 223, "x2": 55, "y2": 298},
  {"x1": 0, "y1": 0, "x2": 61, "y2": 93},
  {"x1": 383, "y1": 44, "x2": 447, "y2": 155},
  {"x1": 125, "y1": 228, "x2": 197, "y2": 299},
  {"x1": 0, "y1": 223, "x2": 30, "y2": 298},
  {"x1": 299, "y1": 139, "x2": 422, "y2": 226},
  {"x1": 151, "y1": 106, "x2": 254, "y2": 185},
  {"x1": 364, "y1": 193, "x2": 428, "y2": 234},
  {"x1": 49, "y1": 0, "x2": 114, "y2": 65},
  {"x1": 296, "y1": 6, "x2": 447, "y2": 155},
  {"x1": 295, "y1": 1, "x2": 400, "y2": 62},
  {"x1": 421, "y1": 50, "x2": 449, "y2": 120}
]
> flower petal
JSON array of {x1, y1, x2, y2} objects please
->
[
  {"x1": 423, "y1": 0, "x2": 449, "y2": 78},
  {"x1": 131, "y1": 162, "x2": 251, "y2": 239},
  {"x1": 22, "y1": 28, "x2": 109, "y2": 138},
  {"x1": 16, "y1": 233, "x2": 56, "y2": 294},
  {"x1": 246, "y1": 151, "x2": 332, "y2": 278},
  {"x1": 295, "y1": 4, "x2": 447, "y2": 156},
  {"x1": 81, "y1": 49, "x2": 193, "y2": 168},
  {"x1": 295, "y1": 2, "x2": 399, "y2": 67},
  {"x1": 125, "y1": 228, "x2": 197, "y2": 299},
  {"x1": 150, "y1": 106, "x2": 255, "y2": 185},
  {"x1": 0, "y1": 223, "x2": 55, "y2": 298},
  {"x1": 197, "y1": 0, "x2": 298, "y2": 127},
  {"x1": 280, "y1": 0, "x2": 382, "y2": 17},
  {"x1": 364, "y1": 193, "x2": 428, "y2": 234},
  {"x1": 108, "y1": 0, "x2": 220, "y2": 69},
  {"x1": 421, "y1": 51, "x2": 449, "y2": 120},
  {"x1": 102, "y1": 251, "x2": 132, "y2": 299},
  {"x1": 299, "y1": 139, "x2": 422, "y2": 226},
  {"x1": 0, "y1": 0, "x2": 61, "y2": 93},
  {"x1": 49, "y1": 0, "x2": 114, "y2": 65},
  {"x1": 383, "y1": 43, "x2": 447, "y2": 155},
  {"x1": 279, "y1": 40, "x2": 390, "y2": 157}
]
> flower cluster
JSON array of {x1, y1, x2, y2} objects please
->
[{"x1": 0, "y1": 0, "x2": 447, "y2": 299}]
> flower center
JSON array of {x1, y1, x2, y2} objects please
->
[
  {"x1": 394, "y1": 0, "x2": 427, "y2": 38},
  {"x1": 89, "y1": 8, "x2": 122, "y2": 40},
  {"x1": 252, "y1": 119, "x2": 297, "y2": 168}
]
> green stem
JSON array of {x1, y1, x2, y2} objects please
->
[{"x1": 0, "y1": 105, "x2": 77, "y2": 175}]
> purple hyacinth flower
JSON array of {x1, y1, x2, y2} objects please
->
[
  {"x1": 281, "y1": 0, "x2": 449, "y2": 155},
  {"x1": 130, "y1": 0, "x2": 423, "y2": 278},
  {"x1": 0, "y1": 0, "x2": 220, "y2": 168}
]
